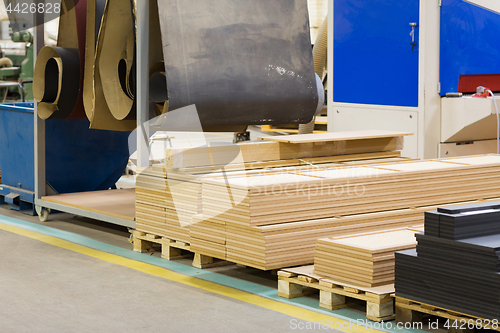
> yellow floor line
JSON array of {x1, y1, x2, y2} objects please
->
[{"x1": 0, "y1": 222, "x2": 382, "y2": 332}]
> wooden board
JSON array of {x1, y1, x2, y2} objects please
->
[
  {"x1": 201, "y1": 155, "x2": 500, "y2": 227},
  {"x1": 313, "y1": 228, "x2": 418, "y2": 287},
  {"x1": 165, "y1": 134, "x2": 405, "y2": 169},
  {"x1": 43, "y1": 189, "x2": 135, "y2": 221},
  {"x1": 281, "y1": 265, "x2": 395, "y2": 295},
  {"x1": 258, "y1": 130, "x2": 412, "y2": 143}
]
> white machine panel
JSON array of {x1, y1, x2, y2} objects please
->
[
  {"x1": 330, "y1": 107, "x2": 418, "y2": 157},
  {"x1": 441, "y1": 97, "x2": 498, "y2": 143}
]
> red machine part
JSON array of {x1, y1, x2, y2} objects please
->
[{"x1": 458, "y1": 74, "x2": 500, "y2": 93}]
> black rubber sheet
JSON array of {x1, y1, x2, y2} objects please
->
[
  {"x1": 157, "y1": 0, "x2": 318, "y2": 130},
  {"x1": 34, "y1": 0, "x2": 318, "y2": 131},
  {"x1": 395, "y1": 203, "x2": 500, "y2": 320}
]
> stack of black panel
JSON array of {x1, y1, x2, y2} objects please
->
[{"x1": 395, "y1": 201, "x2": 500, "y2": 320}]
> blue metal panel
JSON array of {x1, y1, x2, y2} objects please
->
[
  {"x1": 440, "y1": 0, "x2": 500, "y2": 96},
  {"x1": 0, "y1": 103, "x2": 36, "y2": 191},
  {"x1": 334, "y1": 0, "x2": 420, "y2": 107},
  {"x1": 0, "y1": 103, "x2": 130, "y2": 199},
  {"x1": 45, "y1": 119, "x2": 129, "y2": 193}
]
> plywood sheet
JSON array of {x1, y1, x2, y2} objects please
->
[
  {"x1": 43, "y1": 188, "x2": 135, "y2": 221},
  {"x1": 258, "y1": 130, "x2": 412, "y2": 143}
]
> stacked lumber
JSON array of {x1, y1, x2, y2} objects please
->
[
  {"x1": 201, "y1": 155, "x2": 500, "y2": 227},
  {"x1": 395, "y1": 201, "x2": 500, "y2": 320},
  {"x1": 202, "y1": 155, "x2": 500, "y2": 269},
  {"x1": 165, "y1": 130, "x2": 407, "y2": 169},
  {"x1": 135, "y1": 131, "x2": 410, "y2": 260},
  {"x1": 225, "y1": 208, "x2": 426, "y2": 270},
  {"x1": 134, "y1": 130, "x2": 500, "y2": 271},
  {"x1": 313, "y1": 228, "x2": 421, "y2": 287},
  {"x1": 135, "y1": 165, "x2": 199, "y2": 244},
  {"x1": 137, "y1": 154, "x2": 500, "y2": 270}
]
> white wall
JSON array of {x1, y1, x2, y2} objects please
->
[{"x1": 308, "y1": 0, "x2": 328, "y2": 43}]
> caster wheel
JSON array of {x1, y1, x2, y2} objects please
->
[{"x1": 35, "y1": 205, "x2": 51, "y2": 222}]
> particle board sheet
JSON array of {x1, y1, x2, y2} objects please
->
[
  {"x1": 165, "y1": 135, "x2": 405, "y2": 169},
  {"x1": 42, "y1": 188, "x2": 135, "y2": 221},
  {"x1": 313, "y1": 229, "x2": 418, "y2": 287},
  {"x1": 395, "y1": 203, "x2": 500, "y2": 320},
  {"x1": 224, "y1": 209, "x2": 426, "y2": 270},
  {"x1": 135, "y1": 168, "x2": 203, "y2": 239},
  {"x1": 230, "y1": 197, "x2": 500, "y2": 271},
  {"x1": 174, "y1": 151, "x2": 404, "y2": 174},
  {"x1": 189, "y1": 238, "x2": 227, "y2": 260},
  {"x1": 201, "y1": 155, "x2": 500, "y2": 227},
  {"x1": 258, "y1": 130, "x2": 412, "y2": 144},
  {"x1": 223, "y1": 197, "x2": 500, "y2": 270},
  {"x1": 135, "y1": 202, "x2": 168, "y2": 237},
  {"x1": 189, "y1": 215, "x2": 226, "y2": 245}
]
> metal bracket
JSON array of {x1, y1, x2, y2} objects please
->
[{"x1": 409, "y1": 22, "x2": 418, "y2": 51}]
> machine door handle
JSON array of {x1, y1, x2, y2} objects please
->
[{"x1": 409, "y1": 22, "x2": 418, "y2": 52}]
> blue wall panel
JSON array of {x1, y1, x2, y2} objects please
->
[
  {"x1": 441, "y1": 0, "x2": 500, "y2": 95},
  {"x1": 334, "y1": 0, "x2": 419, "y2": 107}
]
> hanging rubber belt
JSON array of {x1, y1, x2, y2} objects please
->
[{"x1": 34, "y1": 0, "x2": 319, "y2": 132}]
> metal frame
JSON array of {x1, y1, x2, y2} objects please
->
[{"x1": 33, "y1": 0, "x2": 151, "y2": 227}]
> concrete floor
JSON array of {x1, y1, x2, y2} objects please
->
[{"x1": 0, "y1": 206, "x2": 345, "y2": 333}]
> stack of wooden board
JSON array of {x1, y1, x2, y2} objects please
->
[
  {"x1": 314, "y1": 228, "x2": 421, "y2": 287},
  {"x1": 164, "y1": 130, "x2": 407, "y2": 169},
  {"x1": 225, "y1": 208, "x2": 426, "y2": 270},
  {"x1": 135, "y1": 165, "x2": 200, "y2": 244},
  {"x1": 201, "y1": 155, "x2": 500, "y2": 269},
  {"x1": 201, "y1": 155, "x2": 500, "y2": 227},
  {"x1": 134, "y1": 131, "x2": 500, "y2": 271},
  {"x1": 135, "y1": 131, "x2": 410, "y2": 262},
  {"x1": 395, "y1": 201, "x2": 500, "y2": 320}
]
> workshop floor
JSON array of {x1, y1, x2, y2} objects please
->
[{"x1": 0, "y1": 206, "x2": 354, "y2": 333}]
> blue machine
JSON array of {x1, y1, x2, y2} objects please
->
[
  {"x1": 333, "y1": 0, "x2": 500, "y2": 103},
  {"x1": 333, "y1": 0, "x2": 420, "y2": 107},
  {"x1": 440, "y1": 0, "x2": 500, "y2": 95},
  {"x1": 0, "y1": 103, "x2": 130, "y2": 214}
]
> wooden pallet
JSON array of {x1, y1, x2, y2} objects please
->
[
  {"x1": 278, "y1": 270, "x2": 395, "y2": 322},
  {"x1": 131, "y1": 230, "x2": 231, "y2": 269},
  {"x1": 395, "y1": 297, "x2": 500, "y2": 332}
]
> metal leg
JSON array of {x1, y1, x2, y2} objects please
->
[
  {"x1": 34, "y1": 3, "x2": 46, "y2": 204},
  {"x1": 137, "y1": 0, "x2": 150, "y2": 169}
]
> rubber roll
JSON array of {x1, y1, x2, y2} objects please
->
[
  {"x1": 298, "y1": 15, "x2": 328, "y2": 135},
  {"x1": 157, "y1": 0, "x2": 319, "y2": 131},
  {"x1": 35, "y1": 0, "x2": 319, "y2": 132},
  {"x1": 84, "y1": 0, "x2": 164, "y2": 131},
  {"x1": 33, "y1": 0, "x2": 87, "y2": 119},
  {"x1": 33, "y1": 46, "x2": 80, "y2": 119}
]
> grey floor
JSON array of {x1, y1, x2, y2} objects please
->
[{"x1": 0, "y1": 206, "x2": 342, "y2": 333}]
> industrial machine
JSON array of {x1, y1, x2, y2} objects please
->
[
  {"x1": 0, "y1": 30, "x2": 33, "y2": 101},
  {"x1": 0, "y1": 102, "x2": 130, "y2": 215},
  {"x1": 327, "y1": 0, "x2": 500, "y2": 159}
]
